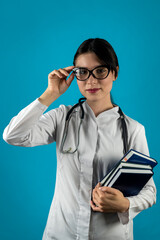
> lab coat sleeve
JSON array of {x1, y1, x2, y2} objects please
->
[
  {"x1": 3, "y1": 98, "x2": 63, "y2": 147},
  {"x1": 117, "y1": 124, "x2": 157, "y2": 225}
]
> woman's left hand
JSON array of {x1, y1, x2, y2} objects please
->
[{"x1": 90, "y1": 182, "x2": 130, "y2": 213}]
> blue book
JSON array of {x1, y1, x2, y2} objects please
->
[
  {"x1": 100, "y1": 149, "x2": 157, "y2": 197},
  {"x1": 121, "y1": 149, "x2": 157, "y2": 168}
]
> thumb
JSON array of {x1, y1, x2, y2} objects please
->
[
  {"x1": 96, "y1": 182, "x2": 102, "y2": 188},
  {"x1": 66, "y1": 72, "x2": 75, "y2": 87}
]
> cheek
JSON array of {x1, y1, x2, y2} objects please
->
[
  {"x1": 77, "y1": 81, "x2": 85, "y2": 92},
  {"x1": 101, "y1": 78, "x2": 113, "y2": 91}
]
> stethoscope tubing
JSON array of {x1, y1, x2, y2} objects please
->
[{"x1": 60, "y1": 98, "x2": 129, "y2": 155}]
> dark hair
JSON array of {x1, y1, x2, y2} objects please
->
[
  {"x1": 73, "y1": 38, "x2": 119, "y2": 78},
  {"x1": 73, "y1": 38, "x2": 119, "y2": 104}
]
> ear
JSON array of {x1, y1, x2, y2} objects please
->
[{"x1": 113, "y1": 66, "x2": 119, "y2": 81}]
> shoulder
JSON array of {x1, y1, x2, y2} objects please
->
[
  {"x1": 123, "y1": 112, "x2": 145, "y2": 136},
  {"x1": 36, "y1": 98, "x2": 73, "y2": 114},
  {"x1": 47, "y1": 103, "x2": 73, "y2": 114},
  {"x1": 123, "y1": 112, "x2": 149, "y2": 155},
  {"x1": 44, "y1": 103, "x2": 76, "y2": 122},
  {"x1": 55, "y1": 104, "x2": 73, "y2": 113}
]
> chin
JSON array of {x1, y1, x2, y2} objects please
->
[{"x1": 86, "y1": 96, "x2": 101, "y2": 102}]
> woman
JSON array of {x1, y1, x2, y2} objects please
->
[{"x1": 3, "y1": 38, "x2": 156, "y2": 240}]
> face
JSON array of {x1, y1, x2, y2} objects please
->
[{"x1": 74, "y1": 52, "x2": 119, "y2": 104}]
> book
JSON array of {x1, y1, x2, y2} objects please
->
[
  {"x1": 100, "y1": 149, "x2": 157, "y2": 197},
  {"x1": 121, "y1": 149, "x2": 157, "y2": 168}
]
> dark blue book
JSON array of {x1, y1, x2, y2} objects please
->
[
  {"x1": 100, "y1": 149, "x2": 157, "y2": 197},
  {"x1": 121, "y1": 149, "x2": 157, "y2": 168},
  {"x1": 107, "y1": 168, "x2": 153, "y2": 197}
]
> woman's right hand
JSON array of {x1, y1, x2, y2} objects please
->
[{"x1": 47, "y1": 65, "x2": 75, "y2": 96}]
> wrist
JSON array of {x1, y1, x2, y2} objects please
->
[
  {"x1": 38, "y1": 89, "x2": 60, "y2": 107},
  {"x1": 45, "y1": 88, "x2": 61, "y2": 98},
  {"x1": 123, "y1": 198, "x2": 130, "y2": 213},
  {"x1": 120, "y1": 198, "x2": 130, "y2": 213}
]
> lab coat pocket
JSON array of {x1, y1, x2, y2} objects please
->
[{"x1": 57, "y1": 149, "x2": 79, "y2": 172}]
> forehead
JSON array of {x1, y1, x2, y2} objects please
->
[{"x1": 75, "y1": 52, "x2": 104, "y2": 69}]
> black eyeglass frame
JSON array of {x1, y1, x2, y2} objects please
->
[{"x1": 72, "y1": 64, "x2": 111, "y2": 81}]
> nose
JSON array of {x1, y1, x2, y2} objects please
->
[{"x1": 86, "y1": 73, "x2": 98, "y2": 84}]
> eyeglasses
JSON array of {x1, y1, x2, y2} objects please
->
[{"x1": 72, "y1": 65, "x2": 111, "y2": 81}]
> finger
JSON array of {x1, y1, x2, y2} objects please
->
[
  {"x1": 90, "y1": 200, "x2": 103, "y2": 212},
  {"x1": 63, "y1": 66, "x2": 75, "y2": 72},
  {"x1": 58, "y1": 68, "x2": 70, "y2": 77},
  {"x1": 90, "y1": 200, "x2": 118, "y2": 213},
  {"x1": 66, "y1": 72, "x2": 75, "y2": 87},
  {"x1": 92, "y1": 189, "x2": 103, "y2": 207},
  {"x1": 94, "y1": 187, "x2": 116, "y2": 202},
  {"x1": 96, "y1": 188, "x2": 116, "y2": 200},
  {"x1": 95, "y1": 182, "x2": 101, "y2": 188},
  {"x1": 49, "y1": 67, "x2": 74, "y2": 78},
  {"x1": 93, "y1": 187, "x2": 104, "y2": 201},
  {"x1": 96, "y1": 189, "x2": 111, "y2": 203},
  {"x1": 92, "y1": 182, "x2": 101, "y2": 191},
  {"x1": 49, "y1": 70, "x2": 64, "y2": 78},
  {"x1": 98, "y1": 186, "x2": 118, "y2": 195}
]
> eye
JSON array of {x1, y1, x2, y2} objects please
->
[
  {"x1": 96, "y1": 68, "x2": 106, "y2": 73},
  {"x1": 79, "y1": 69, "x2": 88, "y2": 74},
  {"x1": 75, "y1": 68, "x2": 88, "y2": 75}
]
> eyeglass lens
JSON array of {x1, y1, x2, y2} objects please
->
[{"x1": 74, "y1": 66, "x2": 109, "y2": 81}]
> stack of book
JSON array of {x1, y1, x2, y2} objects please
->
[{"x1": 100, "y1": 149, "x2": 157, "y2": 197}]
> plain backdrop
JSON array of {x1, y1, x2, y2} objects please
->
[{"x1": 1, "y1": 0, "x2": 160, "y2": 239}]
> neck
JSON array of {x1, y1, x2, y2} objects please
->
[{"x1": 86, "y1": 96, "x2": 114, "y2": 117}]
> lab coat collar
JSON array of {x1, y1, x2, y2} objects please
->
[{"x1": 82, "y1": 100, "x2": 120, "y2": 121}]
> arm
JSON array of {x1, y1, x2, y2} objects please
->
[
  {"x1": 3, "y1": 65, "x2": 75, "y2": 147},
  {"x1": 117, "y1": 125, "x2": 157, "y2": 224},
  {"x1": 3, "y1": 96, "x2": 62, "y2": 147},
  {"x1": 91, "y1": 124, "x2": 156, "y2": 223}
]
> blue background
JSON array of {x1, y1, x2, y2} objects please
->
[{"x1": 1, "y1": 0, "x2": 160, "y2": 239}]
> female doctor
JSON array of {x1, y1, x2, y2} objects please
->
[{"x1": 3, "y1": 38, "x2": 156, "y2": 240}]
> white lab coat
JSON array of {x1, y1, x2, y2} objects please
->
[{"x1": 3, "y1": 98, "x2": 156, "y2": 240}]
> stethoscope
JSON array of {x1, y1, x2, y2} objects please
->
[{"x1": 60, "y1": 97, "x2": 129, "y2": 155}]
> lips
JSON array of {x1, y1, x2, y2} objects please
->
[{"x1": 86, "y1": 88, "x2": 100, "y2": 93}]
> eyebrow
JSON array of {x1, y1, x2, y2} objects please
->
[{"x1": 74, "y1": 64, "x2": 103, "y2": 69}]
